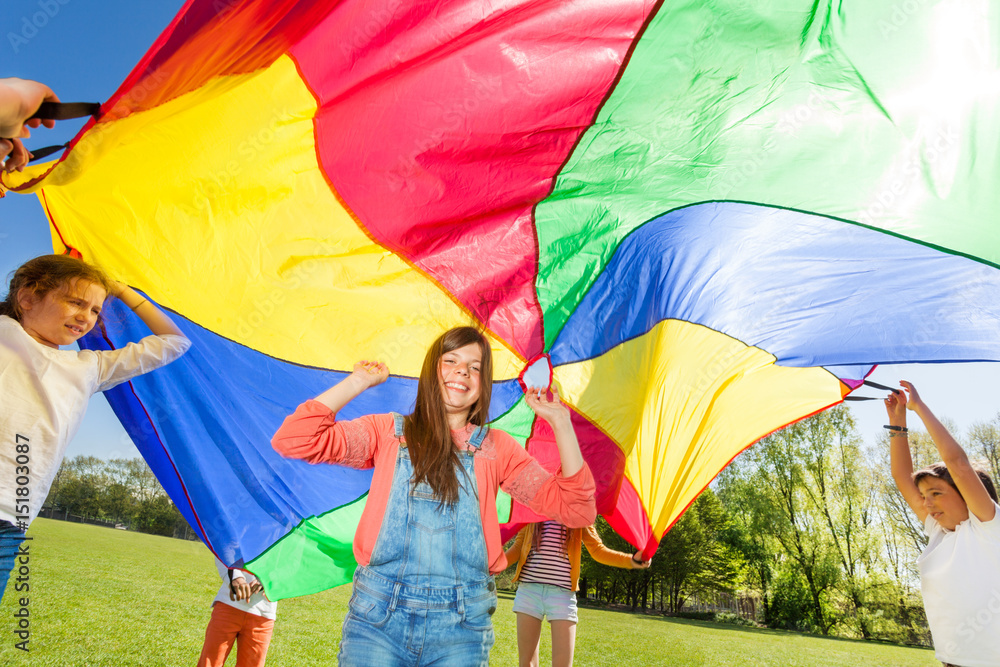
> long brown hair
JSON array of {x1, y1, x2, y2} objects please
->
[
  {"x1": 0, "y1": 254, "x2": 111, "y2": 322},
  {"x1": 404, "y1": 326, "x2": 493, "y2": 504}
]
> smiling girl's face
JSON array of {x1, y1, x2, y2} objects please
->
[
  {"x1": 18, "y1": 278, "x2": 107, "y2": 349},
  {"x1": 438, "y1": 342, "x2": 482, "y2": 423},
  {"x1": 917, "y1": 476, "x2": 970, "y2": 531}
]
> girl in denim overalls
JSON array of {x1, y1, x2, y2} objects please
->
[{"x1": 273, "y1": 327, "x2": 597, "y2": 666}]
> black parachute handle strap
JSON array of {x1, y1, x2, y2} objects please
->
[
  {"x1": 30, "y1": 102, "x2": 101, "y2": 121},
  {"x1": 843, "y1": 378, "x2": 902, "y2": 402},
  {"x1": 25, "y1": 101, "x2": 102, "y2": 163}
]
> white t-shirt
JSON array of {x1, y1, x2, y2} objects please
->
[
  {"x1": 918, "y1": 501, "x2": 1000, "y2": 666},
  {"x1": 211, "y1": 559, "x2": 277, "y2": 619},
  {"x1": 0, "y1": 314, "x2": 190, "y2": 527}
]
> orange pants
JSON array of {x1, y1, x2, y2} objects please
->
[{"x1": 197, "y1": 602, "x2": 274, "y2": 667}]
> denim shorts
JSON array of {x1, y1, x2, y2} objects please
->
[{"x1": 512, "y1": 582, "x2": 578, "y2": 623}]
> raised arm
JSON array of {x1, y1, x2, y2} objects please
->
[
  {"x1": 271, "y1": 361, "x2": 389, "y2": 469},
  {"x1": 271, "y1": 361, "x2": 389, "y2": 465},
  {"x1": 497, "y1": 441, "x2": 595, "y2": 529},
  {"x1": 314, "y1": 360, "x2": 388, "y2": 414},
  {"x1": 524, "y1": 386, "x2": 583, "y2": 476},
  {"x1": 111, "y1": 282, "x2": 185, "y2": 338},
  {"x1": 885, "y1": 388, "x2": 925, "y2": 522},
  {"x1": 902, "y1": 381, "x2": 995, "y2": 522}
]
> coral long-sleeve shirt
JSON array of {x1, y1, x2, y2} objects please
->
[{"x1": 272, "y1": 400, "x2": 596, "y2": 574}]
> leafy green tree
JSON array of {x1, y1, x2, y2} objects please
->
[
  {"x1": 52, "y1": 474, "x2": 102, "y2": 518},
  {"x1": 767, "y1": 564, "x2": 818, "y2": 632},
  {"x1": 718, "y1": 410, "x2": 848, "y2": 634},
  {"x1": 45, "y1": 455, "x2": 186, "y2": 537},
  {"x1": 49, "y1": 455, "x2": 107, "y2": 518},
  {"x1": 968, "y1": 412, "x2": 1000, "y2": 483},
  {"x1": 716, "y1": 466, "x2": 779, "y2": 623},
  {"x1": 796, "y1": 407, "x2": 879, "y2": 638},
  {"x1": 101, "y1": 482, "x2": 136, "y2": 524},
  {"x1": 133, "y1": 494, "x2": 184, "y2": 537},
  {"x1": 655, "y1": 489, "x2": 741, "y2": 613}
]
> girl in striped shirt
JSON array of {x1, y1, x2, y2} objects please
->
[{"x1": 504, "y1": 521, "x2": 651, "y2": 666}]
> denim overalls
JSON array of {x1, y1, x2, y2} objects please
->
[{"x1": 338, "y1": 414, "x2": 498, "y2": 666}]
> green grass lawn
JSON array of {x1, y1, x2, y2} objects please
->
[{"x1": 0, "y1": 519, "x2": 939, "y2": 666}]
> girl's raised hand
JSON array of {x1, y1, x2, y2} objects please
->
[
  {"x1": 312, "y1": 361, "x2": 388, "y2": 413},
  {"x1": 524, "y1": 385, "x2": 571, "y2": 427},
  {"x1": 351, "y1": 360, "x2": 389, "y2": 389},
  {"x1": 1, "y1": 137, "x2": 29, "y2": 173},
  {"x1": 526, "y1": 385, "x2": 585, "y2": 476},
  {"x1": 884, "y1": 387, "x2": 907, "y2": 422},
  {"x1": 107, "y1": 280, "x2": 127, "y2": 299},
  {"x1": 0, "y1": 78, "x2": 60, "y2": 137},
  {"x1": 899, "y1": 380, "x2": 926, "y2": 413}
]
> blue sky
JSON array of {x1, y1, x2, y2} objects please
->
[{"x1": 0, "y1": 0, "x2": 997, "y2": 463}]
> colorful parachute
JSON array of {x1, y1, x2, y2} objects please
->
[{"x1": 4, "y1": 0, "x2": 1000, "y2": 599}]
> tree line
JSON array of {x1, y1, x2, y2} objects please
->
[
  {"x1": 574, "y1": 405, "x2": 1000, "y2": 644},
  {"x1": 44, "y1": 455, "x2": 190, "y2": 538}
]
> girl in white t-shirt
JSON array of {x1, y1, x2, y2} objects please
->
[
  {"x1": 885, "y1": 381, "x2": 1000, "y2": 667},
  {"x1": 0, "y1": 254, "x2": 190, "y2": 601}
]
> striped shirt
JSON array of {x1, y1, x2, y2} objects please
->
[{"x1": 519, "y1": 521, "x2": 573, "y2": 590}]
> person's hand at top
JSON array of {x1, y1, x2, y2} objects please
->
[
  {"x1": 884, "y1": 385, "x2": 907, "y2": 425},
  {"x1": 350, "y1": 360, "x2": 389, "y2": 390},
  {"x1": 0, "y1": 78, "x2": 59, "y2": 136},
  {"x1": 899, "y1": 380, "x2": 927, "y2": 414},
  {"x1": 524, "y1": 385, "x2": 571, "y2": 428},
  {"x1": 0, "y1": 78, "x2": 60, "y2": 173}
]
